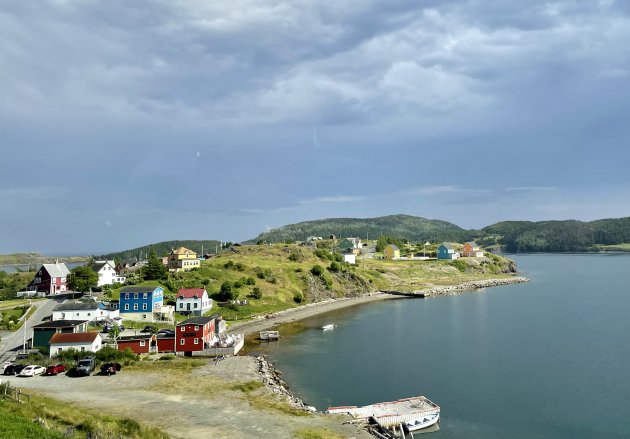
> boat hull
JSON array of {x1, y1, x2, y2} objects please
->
[{"x1": 405, "y1": 412, "x2": 440, "y2": 432}]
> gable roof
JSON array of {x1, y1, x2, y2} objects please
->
[
  {"x1": 171, "y1": 247, "x2": 195, "y2": 255},
  {"x1": 465, "y1": 242, "x2": 480, "y2": 249},
  {"x1": 177, "y1": 288, "x2": 206, "y2": 299},
  {"x1": 385, "y1": 244, "x2": 399, "y2": 250},
  {"x1": 41, "y1": 263, "x2": 70, "y2": 278},
  {"x1": 178, "y1": 316, "x2": 216, "y2": 326},
  {"x1": 90, "y1": 260, "x2": 114, "y2": 273},
  {"x1": 120, "y1": 285, "x2": 163, "y2": 293},
  {"x1": 54, "y1": 301, "x2": 100, "y2": 311},
  {"x1": 49, "y1": 332, "x2": 100, "y2": 345},
  {"x1": 32, "y1": 320, "x2": 88, "y2": 329},
  {"x1": 440, "y1": 242, "x2": 454, "y2": 250}
]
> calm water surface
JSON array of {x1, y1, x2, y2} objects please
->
[{"x1": 260, "y1": 254, "x2": 630, "y2": 439}]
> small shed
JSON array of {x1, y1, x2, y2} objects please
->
[
  {"x1": 49, "y1": 332, "x2": 102, "y2": 357},
  {"x1": 384, "y1": 244, "x2": 401, "y2": 260}
]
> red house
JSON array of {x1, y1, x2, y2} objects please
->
[
  {"x1": 29, "y1": 263, "x2": 70, "y2": 294},
  {"x1": 116, "y1": 334, "x2": 174, "y2": 354},
  {"x1": 175, "y1": 316, "x2": 215, "y2": 355}
]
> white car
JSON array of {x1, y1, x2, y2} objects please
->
[{"x1": 17, "y1": 365, "x2": 46, "y2": 377}]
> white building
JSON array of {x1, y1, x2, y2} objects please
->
[
  {"x1": 176, "y1": 288, "x2": 213, "y2": 316},
  {"x1": 49, "y1": 332, "x2": 102, "y2": 357},
  {"x1": 52, "y1": 301, "x2": 119, "y2": 322},
  {"x1": 91, "y1": 260, "x2": 126, "y2": 286},
  {"x1": 343, "y1": 254, "x2": 356, "y2": 265}
]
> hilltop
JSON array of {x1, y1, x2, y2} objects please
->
[
  {"x1": 249, "y1": 214, "x2": 476, "y2": 244},
  {"x1": 97, "y1": 240, "x2": 221, "y2": 262}
]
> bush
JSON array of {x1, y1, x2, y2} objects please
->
[
  {"x1": 224, "y1": 260, "x2": 234, "y2": 269},
  {"x1": 234, "y1": 262, "x2": 246, "y2": 271},
  {"x1": 216, "y1": 281, "x2": 237, "y2": 301},
  {"x1": 95, "y1": 346, "x2": 138, "y2": 364},
  {"x1": 250, "y1": 286, "x2": 262, "y2": 299},
  {"x1": 245, "y1": 277, "x2": 256, "y2": 285},
  {"x1": 311, "y1": 265, "x2": 324, "y2": 277},
  {"x1": 293, "y1": 292, "x2": 304, "y2": 303},
  {"x1": 328, "y1": 261, "x2": 341, "y2": 273}
]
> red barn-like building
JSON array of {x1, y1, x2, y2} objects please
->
[
  {"x1": 116, "y1": 334, "x2": 174, "y2": 354},
  {"x1": 175, "y1": 316, "x2": 215, "y2": 355},
  {"x1": 29, "y1": 263, "x2": 70, "y2": 294}
]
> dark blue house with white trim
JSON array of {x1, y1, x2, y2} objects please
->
[{"x1": 119, "y1": 286, "x2": 165, "y2": 322}]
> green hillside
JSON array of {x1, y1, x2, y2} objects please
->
[
  {"x1": 97, "y1": 240, "x2": 221, "y2": 262},
  {"x1": 248, "y1": 214, "x2": 476, "y2": 244}
]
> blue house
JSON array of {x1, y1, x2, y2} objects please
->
[
  {"x1": 437, "y1": 242, "x2": 460, "y2": 260},
  {"x1": 119, "y1": 286, "x2": 165, "y2": 322}
]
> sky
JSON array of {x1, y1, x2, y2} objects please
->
[{"x1": 1, "y1": 0, "x2": 630, "y2": 255}]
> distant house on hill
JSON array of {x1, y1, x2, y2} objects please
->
[
  {"x1": 437, "y1": 243, "x2": 460, "y2": 260},
  {"x1": 28, "y1": 262, "x2": 71, "y2": 294},
  {"x1": 384, "y1": 244, "x2": 400, "y2": 260},
  {"x1": 167, "y1": 247, "x2": 200, "y2": 272},
  {"x1": 90, "y1": 260, "x2": 126, "y2": 286},
  {"x1": 176, "y1": 288, "x2": 212, "y2": 316},
  {"x1": 338, "y1": 238, "x2": 362, "y2": 255},
  {"x1": 462, "y1": 242, "x2": 484, "y2": 257}
]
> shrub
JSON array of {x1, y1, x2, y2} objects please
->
[
  {"x1": 224, "y1": 260, "x2": 234, "y2": 269},
  {"x1": 293, "y1": 292, "x2": 304, "y2": 303},
  {"x1": 216, "y1": 281, "x2": 237, "y2": 301},
  {"x1": 250, "y1": 286, "x2": 263, "y2": 299},
  {"x1": 311, "y1": 265, "x2": 324, "y2": 277},
  {"x1": 328, "y1": 261, "x2": 341, "y2": 273},
  {"x1": 245, "y1": 277, "x2": 256, "y2": 285},
  {"x1": 234, "y1": 262, "x2": 246, "y2": 271}
]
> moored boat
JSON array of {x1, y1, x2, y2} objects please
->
[
  {"x1": 321, "y1": 324, "x2": 336, "y2": 330},
  {"x1": 259, "y1": 330, "x2": 280, "y2": 340},
  {"x1": 405, "y1": 412, "x2": 440, "y2": 432}
]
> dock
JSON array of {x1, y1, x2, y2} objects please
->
[{"x1": 327, "y1": 396, "x2": 440, "y2": 437}]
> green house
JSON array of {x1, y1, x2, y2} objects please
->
[{"x1": 31, "y1": 320, "x2": 89, "y2": 350}]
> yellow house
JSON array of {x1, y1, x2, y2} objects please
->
[
  {"x1": 168, "y1": 247, "x2": 201, "y2": 272},
  {"x1": 383, "y1": 244, "x2": 401, "y2": 260}
]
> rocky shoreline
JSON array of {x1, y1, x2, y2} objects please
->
[
  {"x1": 386, "y1": 276, "x2": 529, "y2": 297},
  {"x1": 255, "y1": 354, "x2": 317, "y2": 412}
]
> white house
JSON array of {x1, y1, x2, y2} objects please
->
[
  {"x1": 52, "y1": 301, "x2": 119, "y2": 322},
  {"x1": 91, "y1": 260, "x2": 126, "y2": 286},
  {"x1": 176, "y1": 288, "x2": 212, "y2": 316},
  {"x1": 49, "y1": 332, "x2": 102, "y2": 357},
  {"x1": 343, "y1": 253, "x2": 356, "y2": 265}
]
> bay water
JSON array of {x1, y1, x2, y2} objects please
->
[{"x1": 260, "y1": 254, "x2": 630, "y2": 438}]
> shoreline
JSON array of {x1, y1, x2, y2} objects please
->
[{"x1": 227, "y1": 276, "x2": 529, "y2": 337}]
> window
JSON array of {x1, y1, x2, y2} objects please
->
[
  {"x1": 81, "y1": 347, "x2": 85, "y2": 352},
  {"x1": 142, "y1": 314, "x2": 147, "y2": 319},
  {"x1": 140, "y1": 340, "x2": 146, "y2": 346},
  {"x1": 134, "y1": 293, "x2": 139, "y2": 299},
  {"x1": 143, "y1": 292, "x2": 148, "y2": 299},
  {"x1": 194, "y1": 338, "x2": 199, "y2": 344},
  {"x1": 87, "y1": 313, "x2": 91, "y2": 316},
  {"x1": 143, "y1": 303, "x2": 148, "y2": 310},
  {"x1": 179, "y1": 303, "x2": 183, "y2": 309},
  {"x1": 134, "y1": 304, "x2": 138, "y2": 310},
  {"x1": 57, "y1": 348, "x2": 62, "y2": 353},
  {"x1": 194, "y1": 303, "x2": 198, "y2": 308},
  {"x1": 180, "y1": 326, "x2": 185, "y2": 332},
  {"x1": 124, "y1": 304, "x2": 129, "y2": 310},
  {"x1": 180, "y1": 339, "x2": 185, "y2": 345},
  {"x1": 125, "y1": 293, "x2": 130, "y2": 299},
  {"x1": 194, "y1": 325, "x2": 199, "y2": 331}
]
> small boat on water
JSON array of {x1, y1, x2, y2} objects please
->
[
  {"x1": 259, "y1": 330, "x2": 280, "y2": 340},
  {"x1": 405, "y1": 412, "x2": 440, "y2": 432},
  {"x1": 321, "y1": 324, "x2": 336, "y2": 330}
]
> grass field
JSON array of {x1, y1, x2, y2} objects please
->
[{"x1": 596, "y1": 243, "x2": 630, "y2": 251}]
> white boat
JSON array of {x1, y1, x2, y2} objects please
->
[
  {"x1": 405, "y1": 412, "x2": 440, "y2": 432},
  {"x1": 321, "y1": 324, "x2": 336, "y2": 330},
  {"x1": 259, "y1": 330, "x2": 279, "y2": 340}
]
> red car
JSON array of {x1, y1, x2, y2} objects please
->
[{"x1": 45, "y1": 364, "x2": 66, "y2": 375}]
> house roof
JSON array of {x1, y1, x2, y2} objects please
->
[
  {"x1": 54, "y1": 302, "x2": 100, "y2": 311},
  {"x1": 440, "y1": 242, "x2": 454, "y2": 250},
  {"x1": 465, "y1": 242, "x2": 480, "y2": 249},
  {"x1": 171, "y1": 247, "x2": 195, "y2": 255},
  {"x1": 32, "y1": 320, "x2": 88, "y2": 329},
  {"x1": 49, "y1": 332, "x2": 100, "y2": 345},
  {"x1": 41, "y1": 263, "x2": 70, "y2": 278},
  {"x1": 177, "y1": 288, "x2": 206, "y2": 299},
  {"x1": 386, "y1": 244, "x2": 399, "y2": 250},
  {"x1": 120, "y1": 285, "x2": 163, "y2": 293},
  {"x1": 178, "y1": 316, "x2": 216, "y2": 326}
]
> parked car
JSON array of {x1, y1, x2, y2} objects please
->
[
  {"x1": 3, "y1": 364, "x2": 26, "y2": 375},
  {"x1": 75, "y1": 356, "x2": 96, "y2": 376},
  {"x1": 18, "y1": 365, "x2": 46, "y2": 377},
  {"x1": 141, "y1": 325, "x2": 157, "y2": 333},
  {"x1": 45, "y1": 364, "x2": 66, "y2": 376},
  {"x1": 100, "y1": 362, "x2": 122, "y2": 375},
  {"x1": 157, "y1": 329, "x2": 175, "y2": 336}
]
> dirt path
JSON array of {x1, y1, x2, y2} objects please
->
[{"x1": 4, "y1": 357, "x2": 370, "y2": 439}]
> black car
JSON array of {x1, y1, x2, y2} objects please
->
[
  {"x1": 3, "y1": 364, "x2": 26, "y2": 375},
  {"x1": 141, "y1": 325, "x2": 156, "y2": 333},
  {"x1": 100, "y1": 362, "x2": 122, "y2": 375},
  {"x1": 157, "y1": 329, "x2": 175, "y2": 336}
]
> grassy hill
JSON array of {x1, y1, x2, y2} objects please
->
[
  {"x1": 97, "y1": 240, "x2": 222, "y2": 262},
  {"x1": 111, "y1": 242, "x2": 517, "y2": 321},
  {"x1": 249, "y1": 214, "x2": 476, "y2": 244}
]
